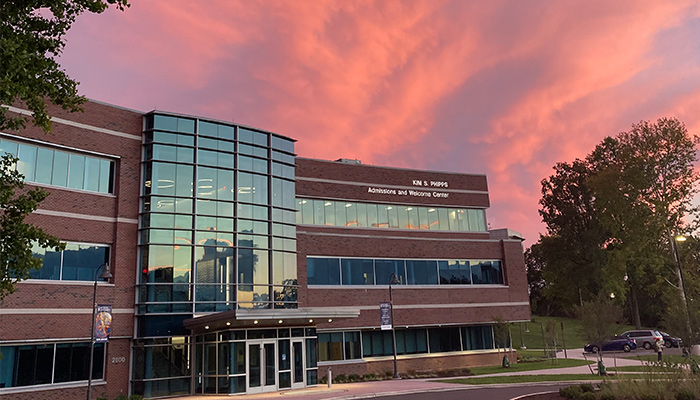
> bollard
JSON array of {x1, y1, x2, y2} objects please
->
[{"x1": 328, "y1": 367, "x2": 332, "y2": 388}]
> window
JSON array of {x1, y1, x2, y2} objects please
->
[
  {"x1": 307, "y1": 257, "x2": 503, "y2": 287},
  {"x1": 0, "y1": 342, "x2": 104, "y2": 388},
  {"x1": 306, "y1": 258, "x2": 340, "y2": 285},
  {"x1": 295, "y1": 198, "x2": 489, "y2": 232},
  {"x1": 341, "y1": 259, "x2": 374, "y2": 285},
  {"x1": 30, "y1": 242, "x2": 110, "y2": 281},
  {"x1": 0, "y1": 138, "x2": 114, "y2": 194}
]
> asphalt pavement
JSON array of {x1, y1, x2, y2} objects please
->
[{"x1": 167, "y1": 348, "x2": 674, "y2": 400}]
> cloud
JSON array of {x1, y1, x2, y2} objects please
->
[{"x1": 59, "y1": 0, "x2": 700, "y2": 246}]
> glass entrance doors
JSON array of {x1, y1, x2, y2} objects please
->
[
  {"x1": 292, "y1": 340, "x2": 305, "y2": 389},
  {"x1": 247, "y1": 341, "x2": 276, "y2": 393}
]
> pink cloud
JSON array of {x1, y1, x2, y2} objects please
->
[{"x1": 57, "y1": 0, "x2": 700, "y2": 246}]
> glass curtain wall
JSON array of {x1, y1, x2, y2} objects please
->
[
  {"x1": 135, "y1": 114, "x2": 298, "y2": 396},
  {"x1": 297, "y1": 198, "x2": 487, "y2": 232}
]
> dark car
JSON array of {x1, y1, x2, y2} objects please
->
[
  {"x1": 584, "y1": 336, "x2": 637, "y2": 353},
  {"x1": 659, "y1": 331, "x2": 682, "y2": 348}
]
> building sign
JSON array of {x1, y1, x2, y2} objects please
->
[
  {"x1": 380, "y1": 302, "x2": 392, "y2": 330},
  {"x1": 95, "y1": 304, "x2": 113, "y2": 343},
  {"x1": 367, "y1": 179, "x2": 450, "y2": 199}
]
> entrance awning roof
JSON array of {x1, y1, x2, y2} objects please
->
[{"x1": 183, "y1": 307, "x2": 360, "y2": 333}]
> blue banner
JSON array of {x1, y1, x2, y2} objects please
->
[{"x1": 94, "y1": 304, "x2": 112, "y2": 343}]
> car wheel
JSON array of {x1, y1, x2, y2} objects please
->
[
  {"x1": 643, "y1": 342, "x2": 652, "y2": 350},
  {"x1": 623, "y1": 344, "x2": 631, "y2": 352},
  {"x1": 591, "y1": 346, "x2": 600, "y2": 353},
  {"x1": 664, "y1": 341, "x2": 671, "y2": 348}
]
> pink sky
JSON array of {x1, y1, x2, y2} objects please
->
[{"x1": 58, "y1": 0, "x2": 700, "y2": 246}]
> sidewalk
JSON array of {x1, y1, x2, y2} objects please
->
[{"x1": 167, "y1": 350, "x2": 650, "y2": 400}]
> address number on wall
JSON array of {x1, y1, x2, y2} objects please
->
[{"x1": 112, "y1": 357, "x2": 126, "y2": 364}]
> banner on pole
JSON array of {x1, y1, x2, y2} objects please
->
[
  {"x1": 95, "y1": 304, "x2": 112, "y2": 343},
  {"x1": 380, "y1": 302, "x2": 392, "y2": 330}
]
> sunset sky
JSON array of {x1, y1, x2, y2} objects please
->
[{"x1": 58, "y1": 1, "x2": 700, "y2": 247}]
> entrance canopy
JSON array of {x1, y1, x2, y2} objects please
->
[{"x1": 183, "y1": 307, "x2": 360, "y2": 333}]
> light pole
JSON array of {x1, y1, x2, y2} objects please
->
[
  {"x1": 671, "y1": 234, "x2": 692, "y2": 336},
  {"x1": 389, "y1": 273, "x2": 400, "y2": 379},
  {"x1": 87, "y1": 263, "x2": 112, "y2": 400}
]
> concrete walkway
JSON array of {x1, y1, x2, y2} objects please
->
[{"x1": 165, "y1": 349, "x2": 659, "y2": 400}]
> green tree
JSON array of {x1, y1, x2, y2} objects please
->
[
  {"x1": 534, "y1": 159, "x2": 609, "y2": 313},
  {"x1": 532, "y1": 118, "x2": 699, "y2": 329},
  {"x1": 588, "y1": 118, "x2": 699, "y2": 328},
  {"x1": 1, "y1": 0, "x2": 128, "y2": 133},
  {"x1": 576, "y1": 294, "x2": 623, "y2": 357},
  {"x1": 0, "y1": 154, "x2": 64, "y2": 300}
]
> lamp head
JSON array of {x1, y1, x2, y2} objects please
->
[
  {"x1": 676, "y1": 235, "x2": 687, "y2": 242},
  {"x1": 98, "y1": 263, "x2": 113, "y2": 280},
  {"x1": 389, "y1": 273, "x2": 400, "y2": 285}
]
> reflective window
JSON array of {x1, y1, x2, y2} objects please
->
[
  {"x1": 296, "y1": 198, "x2": 487, "y2": 232},
  {"x1": 308, "y1": 257, "x2": 503, "y2": 286},
  {"x1": 0, "y1": 138, "x2": 115, "y2": 194},
  {"x1": 0, "y1": 342, "x2": 104, "y2": 388},
  {"x1": 406, "y1": 260, "x2": 438, "y2": 285},
  {"x1": 306, "y1": 258, "x2": 340, "y2": 285},
  {"x1": 341, "y1": 259, "x2": 374, "y2": 285},
  {"x1": 375, "y1": 260, "x2": 406, "y2": 285},
  {"x1": 30, "y1": 242, "x2": 110, "y2": 281}
]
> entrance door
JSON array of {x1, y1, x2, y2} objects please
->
[
  {"x1": 291, "y1": 339, "x2": 305, "y2": 389},
  {"x1": 247, "y1": 341, "x2": 277, "y2": 393}
]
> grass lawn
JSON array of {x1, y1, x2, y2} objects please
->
[
  {"x1": 630, "y1": 354, "x2": 694, "y2": 364},
  {"x1": 606, "y1": 365, "x2": 684, "y2": 372},
  {"x1": 438, "y1": 374, "x2": 650, "y2": 385},
  {"x1": 469, "y1": 358, "x2": 592, "y2": 375},
  {"x1": 513, "y1": 316, "x2": 637, "y2": 350}
]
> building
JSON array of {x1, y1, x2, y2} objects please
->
[{"x1": 0, "y1": 100, "x2": 529, "y2": 399}]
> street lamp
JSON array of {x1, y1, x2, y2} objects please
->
[
  {"x1": 389, "y1": 273, "x2": 400, "y2": 379},
  {"x1": 671, "y1": 234, "x2": 692, "y2": 336},
  {"x1": 87, "y1": 263, "x2": 112, "y2": 400}
]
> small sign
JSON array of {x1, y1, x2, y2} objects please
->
[
  {"x1": 95, "y1": 304, "x2": 113, "y2": 343},
  {"x1": 380, "y1": 302, "x2": 392, "y2": 330}
]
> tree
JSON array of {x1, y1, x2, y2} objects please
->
[
  {"x1": 1, "y1": 0, "x2": 128, "y2": 133},
  {"x1": 576, "y1": 294, "x2": 623, "y2": 359},
  {"x1": 588, "y1": 118, "x2": 699, "y2": 328},
  {"x1": 534, "y1": 159, "x2": 609, "y2": 313},
  {"x1": 0, "y1": 154, "x2": 64, "y2": 300},
  {"x1": 532, "y1": 118, "x2": 699, "y2": 329}
]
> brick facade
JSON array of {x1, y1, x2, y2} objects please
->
[
  {"x1": 295, "y1": 157, "x2": 530, "y2": 375},
  {"x1": 0, "y1": 101, "x2": 142, "y2": 400}
]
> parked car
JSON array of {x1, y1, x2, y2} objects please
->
[
  {"x1": 659, "y1": 331, "x2": 682, "y2": 348},
  {"x1": 619, "y1": 330, "x2": 663, "y2": 350},
  {"x1": 584, "y1": 336, "x2": 637, "y2": 353}
]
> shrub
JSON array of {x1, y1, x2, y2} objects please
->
[
  {"x1": 348, "y1": 374, "x2": 360, "y2": 382},
  {"x1": 579, "y1": 383, "x2": 595, "y2": 393},
  {"x1": 334, "y1": 373, "x2": 347, "y2": 383},
  {"x1": 363, "y1": 373, "x2": 377, "y2": 381},
  {"x1": 129, "y1": 396, "x2": 144, "y2": 400},
  {"x1": 676, "y1": 388, "x2": 698, "y2": 400},
  {"x1": 599, "y1": 393, "x2": 617, "y2": 400},
  {"x1": 559, "y1": 385, "x2": 582, "y2": 399},
  {"x1": 319, "y1": 375, "x2": 328, "y2": 384}
]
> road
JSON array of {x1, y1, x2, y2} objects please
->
[{"x1": 370, "y1": 383, "x2": 573, "y2": 400}]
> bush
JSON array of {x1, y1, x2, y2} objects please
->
[
  {"x1": 559, "y1": 385, "x2": 583, "y2": 399},
  {"x1": 129, "y1": 396, "x2": 144, "y2": 400},
  {"x1": 348, "y1": 374, "x2": 360, "y2": 382},
  {"x1": 579, "y1": 383, "x2": 595, "y2": 393},
  {"x1": 676, "y1": 388, "x2": 698, "y2": 400},
  {"x1": 560, "y1": 384, "x2": 597, "y2": 400},
  {"x1": 334, "y1": 373, "x2": 347, "y2": 383},
  {"x1": 363, "y1": 373, "x2": 377, "y2": 381},
  {"x1": 319, "y1": 375, "x2": 328, "y2": 384},
  {"x1": 599, "y1": 393, "x2": 617, "y2": 400}
]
